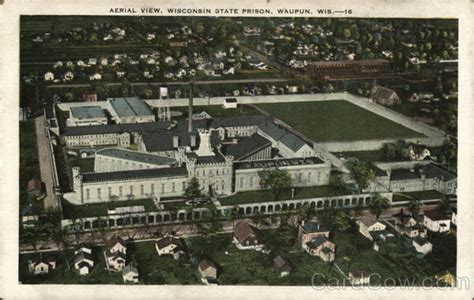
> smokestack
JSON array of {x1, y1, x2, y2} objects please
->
[{"x1": 188, "y1": 81, "x2": 193, "y2": 133}]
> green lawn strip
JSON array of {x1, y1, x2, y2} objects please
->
[
  {"x1": 61, "y1": 198, "x2": 158, "y2": 219},
  {"x1": 257, "y1": 100, "x2": 424, "y2": 142}
]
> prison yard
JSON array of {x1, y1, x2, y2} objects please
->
[{"x1": 257, "y1": 101, "x2": 424, "y2": 142}]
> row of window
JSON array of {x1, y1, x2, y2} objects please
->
[{"x1": 85, "y1": 181, "x2": 187, "y2": 200}]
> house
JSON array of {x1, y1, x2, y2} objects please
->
[
  {"x1": 198, "y1": 259, "x2": 218, "y2": 284},
  {"x1": 273, "y1": 255, "x2": 292, "y2": 277},
  {"x1": 370, "y1": 85, "x2": 400, "y2": 107},
  {"x1": 233, "y1": 221, "x2": 263, "y2": 250},
  {"x1": 27, "y1": 179, "x2": 44, "y2": 199},
  {"x1": 123, "y1": 264, "x2": 139, "y2": 283},
  {"x1": 348, "y1": 270, "x2": 371, "y2": 286},
  {"x1": 28, "y1": 254, "x2": 56, "y2": 275},
  {"x1": 104, "y1": 235, "x2": 127, "y2": 271},
  {"x1": 73, "y1": 245, "x2": 94, "y2": 275},
  {"x1": 412, "y1": 237, "x2": 433, "y2": 257},
  {"x1": 223, "y1": 98, "x2": 237, "y2": 109},
  {"x1": 155, "y1": 236, "x2": 185, "y2": 259},
  {"x1": 304, "y1": 234, "x2": 336, "y2": 262},
  {"x1": 423, "y1": 209, "x2": 451, "y2": 233},
  {"x1": 21, "y1": 206, "x2": 40, "y2": 228},
  {"x1": 391, "y1": 209, "x2": 427, "y2": 238},
  {"x1": 44, "y1": 72, "x2": 54, "y2": 81},
  {"x1": 356, "y1": 216, "x2": 394, "y2": 242},
  {"x1": 82, "y1": 92, "x2": 98, "y2": 102},
  {"x1": 63, "y1": 71, "x2": 74, "y2": 81}
]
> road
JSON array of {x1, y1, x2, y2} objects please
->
[
  {"x1": 45, "y1": 78, "x2": 290, "y2": 89},
  {"x1": 35, "y1": 115, "x2": 57, "y2": 209}
]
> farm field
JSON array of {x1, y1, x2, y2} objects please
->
[{"x1": 257, "y1": 100, "x2": 424, "y2": 142}]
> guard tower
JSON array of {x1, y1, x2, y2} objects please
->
[{"x1": 157, "y1": 85, "x2": 171, "y2": 121}]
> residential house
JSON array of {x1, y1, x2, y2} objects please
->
[
  {"x1": 348, "y1": 270, "x2": 371, "y2": 286},
  {"x1": 198, "y1": 259, "x2": 218, "y2": 284},
  {"x1": 423, "y1": 209, "x2": 451, "y2": 233},
  {"x1": 21, "y1": 206, "x2": 40, "y2": 228},
  {"x1": 155, "y1": 236, "x2": 186, "y2": 259},
  {"x1": 28, "y1": 254, "x2": 56, "y2": 275},
  {"x1": 356, "y1": 216, "x2": 394, "y2": 242},
  {"x1": 44, "y1": 72, "x2": 54, "y2": 81},
  {"x1": 412, "y1": 237, "x2": 433, "y2": 257},
  {"x1": 273, "y1": 255, "x2": 292, "y2": 277},
  {"x1": 73, "y1": 245, "x2": 94, "y2": 275},
  {"x1": 304, "y1": 234, "x2": 336, "y2": 262},
  {"x1": 391, "y1": 209, "x2": 427, "y2": 238},
  {"x1": 104, "y1": 235, "x2": 127, "y2": 271},
  {"x1": 233, "y1": 221, "x2": 263, "y2": 250},
  {"x1": 371, "y1": 85, "x2": 400, "y2": 107},
  {"x1": 123, "y1": 264, "x2": 139, "y2": 283}
]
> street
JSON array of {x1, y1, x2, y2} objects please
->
[{"x1": 35, "y1": 115, "x2": 57, "y2": 209}]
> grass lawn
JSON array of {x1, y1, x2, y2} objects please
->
[
  {"x1": 257, "y1": 100, "x2": 424, "y2": 141},
  {"x1": 219, "y1": 186, "x2": 347, "y2": 206},
  {"x1": 61, "y1": 198, "x2": 158, "y2": 219},
  {"x1": 186, "y1": 229, "x2": 344, "y2": 286},
  {"x1": 333, "y1": 150, "x2": 386, "y2": 162},
  {"x1": 171, "y1": 104, "x2": 262, "y2": 119},
  {"x1": 19, "y1": 246, "x2": 123, "y2": 284},
  {"x1": 68, "y1": 156, "x2": 95, "y2": 172},
  {"x1": 392, "y1": 190, "x2": 445, "y2": 203}
]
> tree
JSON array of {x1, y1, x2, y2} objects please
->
[
  {"x1": 437, "y1": 195, "x2": 451, "y2": 213},
  {"x1": 368, "y1": 194, "x2": 389, "y2": 219},
  {"x1": 184, "y1": 177, "x2": 202, "y2": 201},
  {"x1": 316, "y1": 207, "x2": 351, "y2": 232},
  {"x1": 258, "y1": 168, "x2": 292, "y2": 201},
  {"x1": 329, "y1": 173, "x2": 346, "y2": 192},
  {"x1": 407, "y1": 198, "x2": 422, "y2": 219},
  {"x1": 224, "y1": 205, "x2": 241, "y2": 228},
  {"x1": 345, "y1": 159, "x2": 375, "y2": 193}
]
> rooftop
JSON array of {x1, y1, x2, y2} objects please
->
[
  {"x1": 63, "y1": 121, "x2": 173, "y2": 136},
  {"x1": 258, "y1": 121, "x2": 307, "y2": 152},
  {"x1": 96, "y1": 148, "x2": 177, "y2": 166},
  {"x1": 81, "y1": 166, "x2": 187, "y2": 183},
  {"x1": 70, "y1": 106, "x2": 107, "y2": 119},
  {"x1": 234, "y1": 156, "x2": 324, "y2": 170},
  {"x1": 108, "y1": 97, "x2": 153, "y2": 117},
  {"x1": 223, "y1": 134, "x2": 271, "y2": 161}
]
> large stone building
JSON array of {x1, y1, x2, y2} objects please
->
[
  {"x1": 67, "y1": 106, "x2": 108, "y2": 127},
  {"x1": 107, "y1": 97, "x2": 156, "y2": 124}
]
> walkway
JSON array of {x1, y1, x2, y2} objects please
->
[{"x1": 35, "y1": 116, "x2": 57, "y2": 209}]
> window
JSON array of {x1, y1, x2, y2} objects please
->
[
  {"x1": 216, "y1": 169, "x2": 219, "y2": 176},
  {"x1": 172, "y1": 182, "x2": 175, "y2": 192},
  {"x1": 119, "y1": 186, "x2": 123, "y2": 196},
  {"x1": 86, "y1": 189, "x2": 90, "y2": 200},
  {"x1": 140, "y1": 184, "x2": 144, "y2": 195},
  {"x1": 130, "y1": 185, "x2": 133, "y2": 195},
  {"x1": 97, "y1": 188, "x2": 101, "y2": 199},
  {"x1": 108, "y1": 187, "x2": 112, "y2": 197},
  {"x1": 182, "y1": 181, "x2": 186, "y2": 191},
  {"x1": 240, "y1": 177, "x2": 244, "y2": 188},
  {"x1": 161, "y1": 183, "x2": 165, "y2": 193},
  {"x1": 151, "y1": 184, "x2": 155, "y2": 195},
  {"x1": 250, "y1": 176, "x2": 254, "y2": 188}
]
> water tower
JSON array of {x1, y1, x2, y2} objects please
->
[{"x1": 157, "y1": 84, "x2": 171, "y2": 121}]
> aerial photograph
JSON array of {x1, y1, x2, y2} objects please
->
[{"x1": 19, "y1": 16, "x2": 457, "y2": 286}]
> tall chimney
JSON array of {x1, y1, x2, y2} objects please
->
[{"x1": 188, "y1": 81, "x2": 193, "y2": 133}]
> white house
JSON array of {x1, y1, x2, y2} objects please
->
[
  {"x1": 73, "y1": 246, "x2": 94, "y2": 275},
  {"x1": 356, "y1": 216, "x2": 389, "y2": 241},
  {"x1": 104, "y1": 235, "x2": 127, "y2": 271},
  {"x1": 28, "y1": 255, "x2": 56, "y2": 275},
  {"x1": 348, "y1": 270, "x2": 371, "y2": 286},
  {"x1": 423, "y1": 209, "x2": 451, "y2": 233},
  {"x1": 44, "y1": 72, "x2": 55, "y2": 81},
  {"x1": 63, "y1": 71, "x2": 74, "y2": 81},
  {"x1": 198, "y1": 259, "x2": 218, "y2": 284},
  {"x1": 155, "y1": 236, "x2": 185, "y2": 259},
  {"x1": 412, "y1": 237, "x2": 433, "y2": 257},
  {"x1": 123, "y1": 264, "x2": 139, "y2": 283}
]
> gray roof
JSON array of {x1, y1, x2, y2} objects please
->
[
  {"x1": 123, "y1": 264, "x2": 138, "y2": 275},
  {"x1": 390, "y1": 163, "x2": 456, "y2": 181},
  {"x1": 390, "y1": 169, "x2": 420, "y2": 181},
  {"x1": 224, "y1": 134, "x2": 271, "y2": 160},
  {"x1": 70, "y1": 106, "x2": 107, "y2": 119},
  {"x1": 81, "y1": 166, "x2": 187, "y2": 183},
  {"x1": 301, "y1": 222, "x2": 329, "y2": 234},
  {"x1": 63, "y1": 121, "x2": 172, "y2": 136},
  {"x1": 413, "y1": 237, "x2": 430, "y2": 246},
  {"x1": 108, "y1": 97, "x2": 153, "y2": 117},
  {"x1": 234, "y1": 156, "x2": 324, "y2": 170},
  {"x1": 142, "y1": 130, "x2": 221, "y2": 152},
  {"x1": 259, "y1": 121, "x2": 307, "y2": 152},
  {"x1": 96, "y1": 148, "x2": 177, "y2": 166},
  {"x1": 306, "y1": 235, "x2": 328, "y2": 249},
  {"x1": 186, "y1": 151, "x2": 226, "y2": 164}
]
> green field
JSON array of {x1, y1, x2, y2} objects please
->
[{"x1": 257, "y1": 101, "x2": 424, "y2": 142}]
